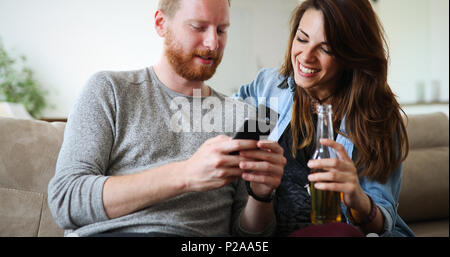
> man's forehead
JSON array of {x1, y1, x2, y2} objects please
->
[{"x1": 175, "y1": 0, "x2": 230, "y2": 24}]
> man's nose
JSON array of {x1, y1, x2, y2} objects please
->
[{"x1": 203, "y1": 29, "x2": 219, "y2": 51}]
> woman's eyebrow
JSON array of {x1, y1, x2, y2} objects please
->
[
  {"x1": 298, "y1": 28, "x2": 329, "y2": 45},
  {"x1": 299, "y1": 29, "x2": 309, "y2": 38}
]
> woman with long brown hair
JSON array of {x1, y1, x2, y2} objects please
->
[{"x1": 234, "y1": 0, "x2": 414, "y2": 236}]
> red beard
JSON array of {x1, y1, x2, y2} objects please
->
[{"x1": 164, "y1": 30, "x2": 223, "y2": 81}]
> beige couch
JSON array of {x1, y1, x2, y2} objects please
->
[
  {"x1": 397, "y1": 112, "x2": 449, "y2": 236},
  {"x1": 0, "y1": 113, "x2": 448, "y2": 237}
]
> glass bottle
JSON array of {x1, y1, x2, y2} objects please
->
[{"x1": 310, "y1": 104, "x2": 342, "y2": 224}]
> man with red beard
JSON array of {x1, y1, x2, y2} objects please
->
[{"x1": 48, "y1": 0, "x2": 286, "y2": 237}]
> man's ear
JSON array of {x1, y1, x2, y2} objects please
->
[{"x1": 154, "y1": 10, "x2": 167, "y2": 37}]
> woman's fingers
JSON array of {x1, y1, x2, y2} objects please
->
[
  {"x1": 257, "y1": 140, "x2": 284, "y2": 154},
  {"x1": 307, "y1": 158, "x2": 355, "y2": 172},
  {"x1": 307, "y1": 140, "x2": 356, "y2": 173},
  {"x1": 319, "y1": 138, "x2": 352, "y2": 162},
  {"x1": 309, "y1": 171, "x2": 357, "y2": 193},
  {"x1": 241, "y1": 171, "x2": 280, "y2": 188},
  {"x1": 312, "y1": 182, "x2": 353, "y2": 193},
  {"x1": 239, "y1": 160, "x2": 284, "y2": 176},
  {"x1": 308, "y1": 169, "x2": 355, "y2": 183},
  {"x1": 239, "y1": 149, "x2": 286, "y2": 165}
]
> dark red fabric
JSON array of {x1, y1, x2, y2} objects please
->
[{"x1": 288, "y1": 223, "x2": 364, "y2": 237}]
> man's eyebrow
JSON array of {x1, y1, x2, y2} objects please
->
[{"x1": 187, "y1": 19, "x2": 230, "y2": 27}]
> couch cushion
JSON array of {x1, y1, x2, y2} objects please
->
[
  {"x1": 38, "y1": 196, "x2": 65, "y2": 237},
  {"x1": 405, "y1": 112, "x2": 449, "y2": 149},
  {"x1": 398, "y1": 112, "x2": 449, "y2": 224},
  {"x1": 408, "y1": 219, "x2": 449, "y2": 237},
  {"x1": 399, "y1": 147, "x2": 449, "y2": 222},
  {"x1": 0, "y1": 118, "x2": 65, "y2": 193},
  {"x1": 0, "y1": 188, "x2": 43, "y2": 236},
  {"x1": 0, "y1": 117, "x2": 65, "y2": 237}
]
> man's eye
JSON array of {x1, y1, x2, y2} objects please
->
[{"x1": 191, "y1": 25, "x2": 205, "y2": 31}]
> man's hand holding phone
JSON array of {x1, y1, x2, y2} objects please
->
[{"x1": 182, "y1": 135, "x2": 258, "y2": 192}]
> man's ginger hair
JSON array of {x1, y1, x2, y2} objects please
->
[{"x1": 158, "y1": 0, "x2": 231, "y2": 18}]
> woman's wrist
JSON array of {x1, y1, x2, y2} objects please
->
[
  {"x1": 246, "y1": 181, "x2": 275, "y2": 203},
  {"x1": 347, "y1": 194, "x2": 378, "y2": 226},
  {"x1": 353, "y1": 193, "x2": 372, "y2": 218}
]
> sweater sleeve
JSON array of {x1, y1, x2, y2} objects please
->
[{"x1": 47, "y1": 72, "x2": 116, "y2": 229}]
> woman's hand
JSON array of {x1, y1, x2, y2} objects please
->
[
  {"x1": 238, "y1": 140, "x2": 286, "y2": 199},
  {"x1": 307, "y1": 139, "x2": 371, "y2": 215},
  {"x1": 238, "y1": 140, "x2": 286, "y2": 233}
]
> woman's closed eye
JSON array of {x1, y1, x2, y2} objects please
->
[
  {"x1": 320, "y1": 46, "x2": 332, "y2": 55},
  {"x1": 296, "y1": 36, "x2": 307, "y2": 43},
  {"x1": 297, "y1": 37, "x2": 332, "y2": 55}
]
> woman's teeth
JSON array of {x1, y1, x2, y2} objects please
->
[{"x1": 300, "y1": 64, "x2": 319, "y2": 74}]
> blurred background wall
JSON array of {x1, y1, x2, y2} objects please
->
[{"x1": 0, "y1": 0, "x2": 448, "y2": 118}]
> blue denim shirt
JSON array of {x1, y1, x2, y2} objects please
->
[{"x1": 233, "y1": 68, "x2": 415, "y2": 237}]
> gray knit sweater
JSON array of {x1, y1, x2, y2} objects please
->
[{"x1": 47, "y1": 67, "x2": 273, "y2": 237}]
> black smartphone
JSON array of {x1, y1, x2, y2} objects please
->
[{"x1": 230, "y1": 119, "x2": 270, "y2": 155}]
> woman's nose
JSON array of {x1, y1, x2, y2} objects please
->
[{"x1": 300, "y1": 46, "x2": 317, "y2": 63}]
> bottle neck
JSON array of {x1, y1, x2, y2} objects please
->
[
  {"x1": 313, "y1": 105, "x2": 336, "y2": 159},
  {"x1": 315, "y1": 109, "x2": 334, "y2": 144}
]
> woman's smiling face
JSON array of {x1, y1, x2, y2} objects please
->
[{"x1": 291, "y1": 8, "x2": 342, "y2": 99}]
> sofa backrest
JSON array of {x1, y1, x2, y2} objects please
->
[
  {"x1": 398, "y1": 112, "x2": 449, "y2": 223},
  {"x1": 0, "y1": 117, "x2": 65, "y2": 236}
]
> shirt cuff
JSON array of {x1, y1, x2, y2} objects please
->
[{"x1": 377, "y1": 205, "x2": 394, "y2": 237}]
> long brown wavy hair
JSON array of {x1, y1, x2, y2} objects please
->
[{"x1": 280, "y1": 0, "x2": 409, "y2": 184}]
